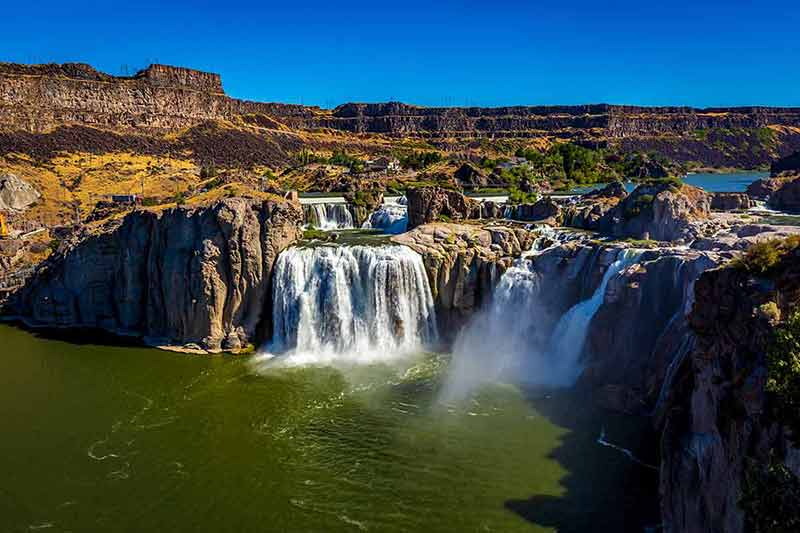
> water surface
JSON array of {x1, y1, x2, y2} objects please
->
[{"x1": 0, "y1": 324, "x2": 657, "y2": 532}]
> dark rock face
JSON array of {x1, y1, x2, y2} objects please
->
[
  {"x1": 771, "y1": 150, "x2": 800, "y2": 175},
  {"x1": 660, "y1": 249, "x2": 800, "y2": 533},
  {"x1": 710, "y1": 192, "x2": 755, "y2": 211},
  {"x1": 746, "y1": 175, "x2": 793, "y2": 199},
  {"x1": 453, "y1": 163, "x2": 488, "y2": 188},
  {"x1": 12, "y1": 198, "x2": 302, "y2": 352},
  {"x1": 510, "y1": 198, "x2": 561, "y2": 221},
  {"x1": 343, "y1": 191, "x2": 384, "y2": 226},
  {"x1": 406, "y1": 187, "x2": 481, "y2": 229},
  {"x1": 768, "y1": 176, "x2": 800, "y2": 212},
  {"x1": 562, "y1": 182, "x2": 628, "y2": 229}
]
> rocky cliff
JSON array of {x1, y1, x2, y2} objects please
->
[
  {"x1": 660, "y1": 241, "x2": 800, "y2": 533},
  {"x1": 11, "y1": 197, "x2": 302, "y2": 352},
  {"x1": 2, "y1": 62, "x2": 800, "y2": 168}
]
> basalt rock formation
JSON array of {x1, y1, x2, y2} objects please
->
[
  {"x1": 393, "y1": 222, "x2": 538, "y2": 338},
  {"x1": 771, "y1": 150, "x2": 800, "y2": 176},
  {"x1": 599, "y1": 183, "x2": 712, "y2": 242},
  {"x1": 406, "y1": 187, "x2": 482, "y2": 229},
  {"x1": 767, "y1": 176, "x2": 800, "y2": 212},
  {"x1": 660, "y1": 244, "x2": 800, "y2": 533},
  {"x1": 710, "y1": 192, "x2": 756, "y2": 211},
  {"x1": 12, "y1": 198, "x2": 302, "y2": 352},
  {"x1": 3, "y1": 62, "x2": 800, "y2": 169}
]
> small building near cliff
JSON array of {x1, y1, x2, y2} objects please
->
[{"x1": 365, "y1": 157, "x2": 401, "y2": 174}]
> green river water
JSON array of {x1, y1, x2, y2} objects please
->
[{"x1": 0, "y1": 324, "x2": 658, "y2": 532}]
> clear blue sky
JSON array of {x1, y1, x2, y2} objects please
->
[{"x1": 1, "y1": 0, "x2": 798, "y2": 108}]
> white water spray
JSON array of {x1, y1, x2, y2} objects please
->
[
  {"x1": 362, "y1": 202, "x2": 408, "y2": 234},
  {"x1": 442, "y1": 246, "x2": 642, "y2": 400},
  {"x1": 261, "y1": 244, "x2": 438, "y2": 366}
]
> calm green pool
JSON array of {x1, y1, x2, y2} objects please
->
[{"x1": 0, "y1": 324, "x2": 657, "y2": 532}]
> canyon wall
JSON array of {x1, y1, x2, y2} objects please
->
[
  {"x1": 660, "y1": 246, "x2": 800, "y2": 533},
  {"x1": 12, "y1": 198, "x2": 302, "y2": 352},
  {"x1": 2, "y1": 62, "x2": 800, "y2": 167}
]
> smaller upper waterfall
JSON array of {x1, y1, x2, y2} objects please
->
[
  {"x1": 362, "y1": 201, "x2": 408, "y2": 234},
  {"x1": 303, "y1": 204, "x2": 355, "y2": 230},
  {"x1": 263, "y1": 244, "x2": 438, "y2": 365}
]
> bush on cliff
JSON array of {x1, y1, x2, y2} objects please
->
[
  {"x1": 732, "y1": 236, "x2": 800, "y2": 275},
  {"x1": 767, "y1": 308, "x2": 800, "y2": 443},
  {"x1": 740, "y1": 455, "x2": 800, "y2": 533}
]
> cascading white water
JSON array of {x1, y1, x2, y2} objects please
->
[
  {"x1": 304, "y1": 204, "x2": 355, "y2": 230},
  {"x1": 263, "y1": 244, "x2": 438, "y2": 366},
  {"x1": 442, "y1": 245, "x2": 642, "y2": 400},
  {"x1": 362, "y1": 202, "x2": 408, "y2": 234},
  {"x1": 544, "y1": 248, "x2": 642, "y2": 385}
]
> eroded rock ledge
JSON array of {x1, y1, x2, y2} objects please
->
[{"x1": 11, "y1": 198, "x2": 302, "y2": 352}]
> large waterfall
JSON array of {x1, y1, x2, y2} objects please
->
[
  {"x1": 303, "y1": 204, "x2": 355, "y2": 230},
  {"x1": 442, "y1": 247, "x2": 642, "y2": 399},
  {"x1": 263, "y1": 244, "x2": 438, "y2": 365}
]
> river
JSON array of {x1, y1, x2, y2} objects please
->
[{"x1": 0, "y1": 323, "x2": 657, "y2": 532}]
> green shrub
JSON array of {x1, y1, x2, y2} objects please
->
[
  {"x1": 199, "y1": 163, "x2": 217, "y2": 179},
  {"x1": 767, "y1": 309, "x2": 800, "y2": 443},
  {"x1": 740, "y1": 455, "x2": 800, "y2": 532},
  {"x1": 732, "y1": 236, "x2": 800, "y2": 275},
  {"x1": 399, "y1": 151, "x2": 441, "y2": 170}
]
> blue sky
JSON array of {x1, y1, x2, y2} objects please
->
[{"x1": 1, "y1": 0, "x2": 798, "y2": 108}]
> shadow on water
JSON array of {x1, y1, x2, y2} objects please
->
[
  {"x1": 505, "y1": 388, "x2": 661, "y2": 533},
  {"x1": 0, "y1": 319, "x2": 149, "y2": 348}
]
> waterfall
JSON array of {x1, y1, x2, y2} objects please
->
[
  {"x1": 362, "y1": 203, "x2": 408, "y2": 234},
  {"x1": 544, "y1": 248, "x2": 643, "y2": 385},
  {"x1": 303, "y1": 204, "x2": 354, "y2": 230},
  {"x1": 263, "y1": 244, "x2": 438, "y2": 366},
  {"x1": 442, "y1": 246, "x2": 642, "y2": 399}
]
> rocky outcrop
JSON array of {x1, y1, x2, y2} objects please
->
[
  {"x1": 0, "y1": 173, "x2": 40, "y2": 211},
  {"x1": 768, "y1": 176, "x2": 800, "y2": 212},
  {"x1": 771, "y1": 150, "x2": 800, "y2": 176},
  {"x1": 562, "y1": 182, "x2": 628, "y2": 229},
  {"x1": 600, "y1": 183, "x2": 711, "y2": 242},
  {"x1": 12, "y1": 198, "x2": 302, "y2": 352},
  {"x1": 508, "y1": 197, "x2": 561, "y2": 222},
  {"x1": 710, "y1": 192, "x2": 755, "y2": 211},
  {"x1": 392, "y1": 222, "x2": 538, "y2": 338},
  {"x1": 453, "y1": 163, "x2": 489, "y2": 188},
  {"x1": 746, "y1": 176, "x2": 794, "y2": 200},
  {"x1": 406, "y1": 187, "x2": 481, "y2": 229},
  {"x1": 660, "y1": 244, "x2": 800, "y2": 533},
  {"x1": 2, "y1": 62, "x2": 800, "y2": 169}
]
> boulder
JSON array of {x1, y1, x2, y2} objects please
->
[
  {"x1": 406, "y1": 187, "x2": 481, "y2": 229},
  {"x1": 0, "y1": 173, "x2": 40, "y2": 212}
]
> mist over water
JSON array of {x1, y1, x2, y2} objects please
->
[
  {"x1": 257, "y1": 244, "x2": 438, "y2": 368},
  {"x1": 441, "y1": 247, "x2": 643, "y2": 401}
]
